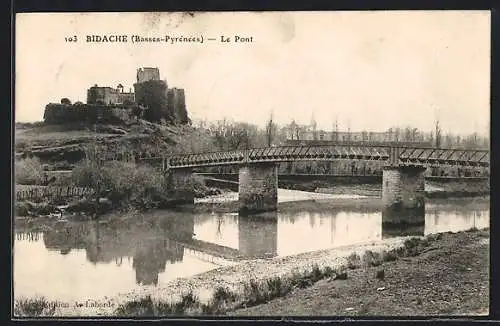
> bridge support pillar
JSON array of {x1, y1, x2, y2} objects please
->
[
  {"x1": 165, "y1": 168, "x2": 195, "y2": 206},
  {"x1": 382, "y1": 165, "x2": 426, "y2": 211},
  {"x1": 238, "y1": 163, "x2": 278, "y2": 215}
]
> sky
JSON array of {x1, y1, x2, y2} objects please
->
[{"x1": 15, "y1": 11, "x2": 490, "y2": 135}]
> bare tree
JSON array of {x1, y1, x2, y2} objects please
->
[
  {"x1": 435, "y1": 118, "x2": 442, "y2": 149},
  {"x1": 266, "y1": 111, "x2": 276, "y2": 147},
  {"x1": 310, "y1": 112, "x2": 318, "y2": 141},
  {"x1": 334, "y1": 117, "x2": 339, "y2": 142}
]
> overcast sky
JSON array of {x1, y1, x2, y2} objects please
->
[{"x1": 16, "y1": 11, "x2": 490, "y2": 135}]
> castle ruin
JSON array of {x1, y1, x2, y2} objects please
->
[{"x1": 43, "y1": 67, "x2": 189, "y2": 125}]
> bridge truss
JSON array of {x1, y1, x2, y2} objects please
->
[{"x1": 135, "y1": 145, "x2": 489, "y2": 169}]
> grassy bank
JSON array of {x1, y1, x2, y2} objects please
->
[
  {"x1": 107, "y1": 228, "x2": 486, "y2": 317},
  {"x1": 14, "y1": 156, "x2": 219, "y2": 218},
  {"x1": 232, "y1": 228, "x2": 489, "y2": 316}
]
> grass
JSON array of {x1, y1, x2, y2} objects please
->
[
  {"x1": 114, "y1": 263, "x2": 359, "y2": 316},
  {"x1": 15, "y1": 157, "x2": 45, "y2": 185},
  {"x1": 346, "y1": 252, "x2": 362, "y2": 269},
  {"x1": 115, "y1": 291, "x2": 200, "y2": 316},
  {"x1": 114, "y1": 233, "x2": 443, "y2": 317},
  {"x1": 14, "y1": 297, "x2": 58, "y2": 317},
  {"x1": 362, "y1": 250, "x2": 383, "y2": 267}
]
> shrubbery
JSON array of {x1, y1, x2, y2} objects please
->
[
  {"x1": 70, "y1": 159, "x2": 208, "y2": 211},
  {"x1": 15, "y1": 157, "x2": 45, "y2": 185}
]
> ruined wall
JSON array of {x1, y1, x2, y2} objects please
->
[
  {"x1": 167, "y1": 88, "x2": 189, "y2": 124},
  {"x1": 134, "y1": 81, "x2": 189, "y2": 124},
  {"x1": 43, "y1": 103, "x2": 136, "y2": 124},
  {"x1": 87, "y1": 86, "x2": 135, "y2": 105},
  {"x1": 133, "y1": 80, "x2": 168, "y2": 122},
  {"x1": 137, "y1": 67, "x2": 161, "y2": 83}
]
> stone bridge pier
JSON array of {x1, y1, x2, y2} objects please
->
[
  {"x1": 382, "y1": 165, "x2": 426, "y2": 215},
  {"x1": 166, "y1": 168, "x2": 195, "y2": 205},
  {"x1": 238, "y1": 163, "x2": 278, "y2": 215}
]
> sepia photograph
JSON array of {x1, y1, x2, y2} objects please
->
[{"x1": 13, "y1": 11, "x2": 490, "y2": 317}]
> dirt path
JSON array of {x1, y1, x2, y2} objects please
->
[{"x1": 230, "y1": 229, "x2": 489, "y2": 316}]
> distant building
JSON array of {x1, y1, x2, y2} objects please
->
[
  {"x1": 87, "y1": 84, "x2": 135, "y2": 105},
  {"x1": 284, "y1": 122, "x2": 431, "y2": 146}
]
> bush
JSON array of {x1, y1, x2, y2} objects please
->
[
  {"x1": 212, "y1": 286, "x2": 237, "y2": 304},
  {"x1": 381, "y1": 250, "x2": 398, "y2": 262},
  {"x1": 403, "y1": 237, "x2": 427, "y2": 257},
  {"x1": 14, "y1": 297, "x2": 57, "y2": 317},
  {"x1": 71, "y1": 160, "x2": 176, "y2": 211},
  {"x1": 15, "y1": 157, "x2": 45, "y2": 185},
  {"x1": 115, "y1": 296, "x2": 155, "y2": 316},
  {"x1": 346, "y1": 252, "x2": 362, "y2": 269},
  {"x1": 362, "y1": 250, "x2": 383, "y2": 267}
]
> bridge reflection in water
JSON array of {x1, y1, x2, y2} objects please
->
[{"x1": 14, "y1": 198, "x2": 488, "y2": 300}]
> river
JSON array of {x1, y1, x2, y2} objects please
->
[{"x1": 14, "y1": 189, "x2": 489, "y2": 305}]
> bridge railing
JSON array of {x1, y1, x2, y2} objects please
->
[{"x1": 133, "y1": 145, "x2": 489, "y2": 169}]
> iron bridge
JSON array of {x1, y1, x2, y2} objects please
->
[{"x1": 133, "y1": 145, "x2": 489, "y2": 169}]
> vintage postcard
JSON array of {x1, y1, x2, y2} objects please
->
[{"x1": 13, "y1": 11, "x2": 490, "y2": 318}]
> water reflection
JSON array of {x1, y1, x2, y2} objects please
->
[
  {"x1": 40, "y1": 214, "x2": 195, "y2": 286},
  {"x1": 14, "y1": 197, "x2": 489, "y2": 301},
  {"x1": 381, "y1": 208, "x2": 425, "y2": 239},
  {"x1": 238, "y1": 213, "x2": 278, "y2": 258}
]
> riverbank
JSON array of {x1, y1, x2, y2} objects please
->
[
  {"x1": 13, "y1": 227, "x2": 489, "y2": 317},
  {"x1": 231, "y1": 228, "x2": 489, "y2": 316}
]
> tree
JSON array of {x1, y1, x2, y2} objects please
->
[
  {"x1": 404, "y1": 127, "x2": 412, "y2": 141},
  {"x1": 289, "y1": 119, "x2": 300, "y2": 141},
  {"x1": 134, "y1": 80, "x2": 169, "y2": 123},
  {"x1": 445, "y1": 132, "x2": 453, "y2": 148},
  {"x1": 411, "y1": 128, "x2": 419, "y2": 142},
  {"x1": 61, "y1": 98, "x2": 72, "y2": 105},
  {"x1": 208, "y1": 118, "x2": 259, "y2": 151},
  {"x1": 387, "y1": 128, "x2": 394, "y2": 142},
  {"x1": 310, "y1": 112, "x2": 318, "y2": 141},
  {"x1": 434, "y1": 118, "x2": 442, "y2": 149},
  {"x1": 265, "y1": 111, "x2": 277, "y2": 147},
  {"x1": 394, "y1": 128, "x2": 400, "y2": 142}
]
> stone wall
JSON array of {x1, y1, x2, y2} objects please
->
[
  {"x1": 238, "y1": 163, "x2": 278, "y2": 214},
  {"x1": 137, "y1": 67, "x2": 161, "y2": 83},
  {"x1": 87, "y1": 86, "x2": 135, "y2": 105},
  {"x1": 43, "y1": 103, "x2": 136, "y2": 124},
  {"x1": 165, "y1": 168, "x2": 195, "y2": 205},
  {"x1": 167, "y1": 88, "x2": 189, "y2": 124},
  {"x1": 382, "y1": 166, "x2": 426, "y2": 210}
]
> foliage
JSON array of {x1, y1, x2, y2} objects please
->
[
  {"x1": 362, "y1": 250, "x2": 383, "y2": 267},
  {"x1": 14, "y1": 297, "x2": 57, "y2": 317},
  {"x1": 60, "y1": 98, "x2": 72, "y2": 105},
  {"x1": 70, "y1": 144, "x2": 209, "y2": 211},
  {"x1": 71, "y1": 160, "x2": 169, "y2": 210},
  {"x1": 15, "y1": 157, "x2": 45, "y2": 185},
  {"x1": 346, "y1": 252, "x2": 362, "y2": 269}
]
